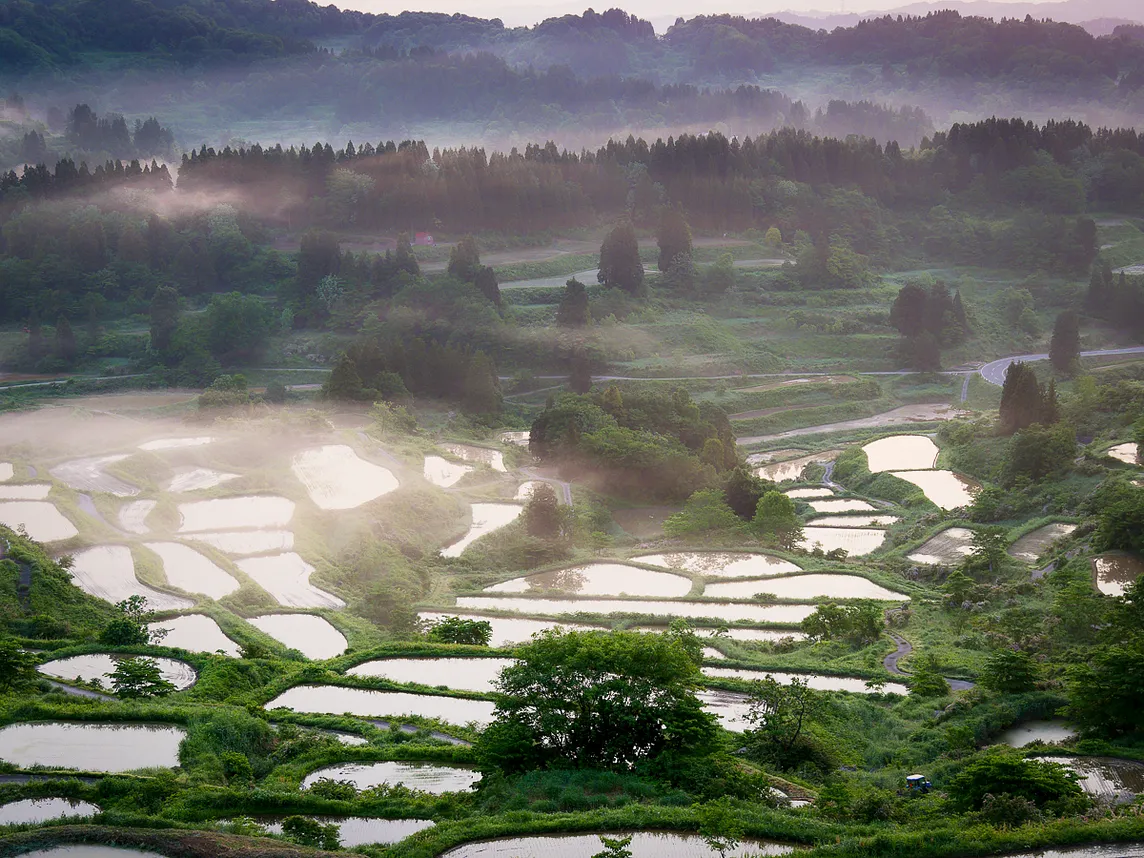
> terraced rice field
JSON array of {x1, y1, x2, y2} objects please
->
[
  {"x1": 1009, "y1": 523, "x2": 1077, "y2": 563},
  {"x1": 908, "y1": 527, "x2": 975, "y2": 566},
  {"x1": 486, "y1": 563, "x2": 692, "y2": 597},
  {"x1": 633, "y1": 552, "x2": 801, "y2": 577}
]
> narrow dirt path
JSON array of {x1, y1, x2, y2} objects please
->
[
  {"x1": 42, "y1": 679, "x2": 115, "y2": 701},
  {"x1": 883, "y1": 631, "x2": 975, "y2": 691}
]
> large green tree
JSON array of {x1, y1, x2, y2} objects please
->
[
  {"x1": 999, "y1": 361, "x2": 1046, "y2": 434},
  {"x1": 753, "y1": 491, "x2": 803, "y2": 549},
  {"x1": 148, "y1": 285, "x2": 180, "y2": 354},
  {"x1": 1049, "y1": 310, "x2": 1081, "y2": 374},
  {"x1": 479, "y1": 629, "x2": 717, "y2": 772},
  {"x1": 448, "y1": 235, "x2": 481, "y2": 283},
  {"x1": 599, "y1": 221, "x2": 644, "y2": 296}
]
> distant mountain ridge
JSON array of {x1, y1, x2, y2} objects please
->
[{"x1": 763, "y1": 0, "x2": 1143, "y2": 32}]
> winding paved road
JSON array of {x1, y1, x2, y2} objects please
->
[
  {"x1": 883, "y1": 632, "x2": 975, "y2": 692},
  {"x1": 978, "y1": 347, "x2": 1144, "y2": 386}
]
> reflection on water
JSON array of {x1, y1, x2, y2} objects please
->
[
  {"x1": 178, "y1": 496, "x2": 295, "y2": 532},
  {"x1": 292, "y1": 445, "x2": 398, "y2": 510},
  {"x1": 441, "y1": 504, "x2": 523, "y2": 557},
  {"x1": 0, "y1": 722, "x2": 185, "y2": 772},
  {"x1": 443, "y1": 443, "x2": 506, "y2": 472},
  {"x1": 0, "y1": 797, "x2": 100, "y2": 825},
  {"x1": 240, "y1": 816, "x2": 435, "y2": 847},
  {"x1": 167, "y1": 467, "x2": 239, "y2": 493},
  {"x1": 633, "y1": 552, "x2": 800, "y2": 577},
  {"x1": 809, "y1": 514, "x2": 899, "y2": 527},
  {"x1": 1040, "y1": 756, "x2": 1144, "y2": 802},
  {"x1": 148, "y1": 614, "x2": 240, "y2": 657},
  {"x1": 418, "y1": 613, "x2": 598, "y2": 648},
  {"x1": 1002, "y1": 843, "x2": 1144, "y2": 857},
  {"x1": 348, "y1": 657, "x2": 516, "y2": 693},
  {"x1": 456, "y1": 596, "x2": 816, "y2": 624},
  {"x1": 248, "y1": 614, "x2": 347, "y2": 660},
  {"x1": 487, "y1": 563, "x2": 692, "y2": 598},
  {"x1": 68, "y1": 546, "x2": 192, "y2": 612},
  {"x1": 798, "y1": 527, "x2": 886, "y2": 556},
  {"x1": 144, "y1": 541, "x2": 239, "y2": 600},
  {"x1": 20, "y1": 848, "x2": 164, "y2": 858},
  {"x1": 997, "y1": 720, "x2": 1077, "y2": 748},
  {"x1": 0, "y1": 501, "x2": 78, "y2": 543},
  {"x1": 1010, "y1": 523, "x2": 1077, "y2": 564},
  {"x1": 908, "y1": 527, "x2": 974, "y2": 566},
  {"x1": 38, "y1": 654, "x2": 197, "y2": 690},
  {"x1": 703, "y1": 573, "x2": 905, "y2": 601},
  {"x1": 185, "y1": 529, "x2": 294, "y2": 556},
  {"x1": 266, "y1": 685, "x2": 497, "y2": 727},
  {"x1": 696, "y1": 689, "x2": 754, "y2": 732},
  {"x1": 1092, "y1": 553, "x2": 1144, "y2": 597},
  {"x1": 862, "y1": 435, "x2": 938, "y2": 472},
  {"x1": 784, "y1": 487, "x2": 833, "y2": 499},
  {"x1": 703, "y1": 666, "x2": 907, "y2": 695},
  {"x1": 50, "y1": 455, "x2": 137, "y2": 496},
  {"x1": 303, "y1": 760, "x2": 480, "y2": 793},
  {"x1": 756, "y1": 451, "x2": 839, "y2": 482},
  {"x1": 807, "y1": 499, "x2": 877, "y2": 513},
  {"x1": 889, "y1": 470, "x2": 978, "y2": 510},
  {"x1": 424, "y1": 456, "x2": 472, "y2": 487},
  {"x1": 1107, "y1": 442, "x2": 1140, "y2": 464},
  {"x1": 440, "y1": 832, "x2": 793, "y2": 858},
  {"x1": 237, "y1": 553, "x2": 345, "y2": 609}
]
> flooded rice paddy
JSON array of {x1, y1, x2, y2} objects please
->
[
  {"x1": 0, "y1": 462, "x2": 12, "y2": 481},
  {"x1": 809, "y1": 514, "x2": 899, "y2": 527},
  {"x1": 268, "y1": 686, "x2": 497, "y2": 727},
  {"x1": 0, "y1": 797, "x2": 100, "y2": 825},
  {"x1": 702, "y1": 574, "x2": 905, "y2": 601},
  {"x1": 455, "y1": 596, "x2": 816, "y2": 624},
  {"x1": 442, "y1": 443, "x2": 506, "y2": 472},
  {"x1": 703, "y1": 666, "x2": 906, "y2": 694},
  {"x1": 890, "y1": 470, "x2": 978, "y2": 509},
  {"x1": 441, "y1": 503, "x2": 523, "y2": 558},
  {"x1": 423, "y1": 455, "x2": 472, "y2": 487},
  {"x1": 862, "y1": 435, "x2": 938, "y2": 472},
  {"x1": 185, "y1": 529, "x2": 294, "y2": 555},
  {"x1": 236, "y1": 553, "x2": 345, "y2": 608},
  {"x1": 418, "y1": 613, "x2": 597, "y2": 648},
  {"x1": 696, "y1": 689, "x2": 753, "y2": 731},
  {"x1": 148, "y1": 614, "x2": 240, "y2": 656},
  {"x1": 166, "y1": 467, "x2": 238, "y2": 493},
  {"x1": 908, "y1": 527, "x2": 975, "y2": 565},
  {"x1": 807, "y1": 499, "x2": 877, "y2": 513},
  {"x1": 347, "y1": 657, "x2": 516, "y2": 693},
  {"x1": 798, "y1": 526, "x2": 886, "y2": 556},
  {"x1": 784, "y1": 487, "x2": 833, "y2": 499},
  {"x1": 177, "y1": 496, "x2": 295, "y2": 532},
  {"x1": 69, "y1": 546, "x2": 193, "y2": 611},
  {"x1": 0, "y1": 501, "x2": 78, "y2": 542},
  {"x1": 50, "y1": 455, "x2": 138, "y2": 496},
  {"x1": 633, "y1": 552, "x2": 800, "y2": 577},
  {"x1": 292, "y1": 445, "x2": 399, "y2": 510},
  {"x1": 1010, "y1": 523, "x2": 1078, "y2": 563},
  {"x1": 1040, "y1": 756, "x2": 1144, "y2": 802},
  {"x1": 0, "y1": 483, "x2": 51, "y2": 499},
  {"x1": 0, "y1": 722, "x2": 185, "y2": 772},
  {"x1": 19, "y1": 849, "x2": 163, "y2": 858},
  {"x1": 1002, "y1": 845, "x2": 1144, "y2": 858},
  {"x1": 486, "y1": 563, "x2": 692, "y2": 598},
  {"x1": 440, "y1": 832, "x2": 793, "y2": 858},
  {"x1": 997, "y1": 720, "x2": 1077, "y2": 747},
  {"x1": 500, "y1": 430, "x2": 531, "y2": 446},
  {"x1": 138, "y1": 437, "x2": 213, "y2": 451},
  {"x1": 1092, "y1": 553, "x2": 1144, "y2": 597},
  {"x1": 514, "y1": 481, "x2": 545, "y2": 500},
  {"x1": 248, "y1": 614, "x2": 347, "y2": 660},
  {"x1": 719, "y1": 627, "x2": 808, "y2": 642},
  {"x1": 143, "y1": 542, "x2": 240, "y2": 599},
  {"x1": 38, "y1": 654, "x2": 197, "y2": 690},
  {"x1": 1107, "y1": 442, "x2": 1140, "y2": 464},
  {"x1": 302, "y1": 760, "x2": 481, "y2": 793},
  {"x1": 243, "y1": 816, "x2": 435, "y2": 847},
  {"x1": 755, "y1": 451, "x2": 840, "y2": 482},
  {"x1": 118, "y1": 500, "x2": 156, "y2": 534},
  {"x1": 746, "y1": 448, "x2": 806, "y2": 464}
]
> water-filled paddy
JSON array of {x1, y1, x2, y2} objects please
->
[
  {"x1": 1107, "y1": 442, "x2": 1140, "y2": 464},
  {"x1": 514, "y1": 481, "x2": 544, "y2": 500},
  {"x1": 348, "y1": 657, "x2": 516, "y2": 693},
  {"x1": 303, "y1": 760, "x2": 481, "y2": 793},
  {"x1": 997, "y1": 719, "x2": 1077, "y2": 747},
  {"x1": 177, "y1": 496, "x2": 295, "y2": 532},
  {"x1": 442, "y1": 443, "x2": 506, "y2": 472},
  {"x1": 248, "y1": 614, "x2": 347, "y2": 660},
  {"x1": 236, "y1": 553, "x2": 345, "y2": 608},
  {"x1": 19, "y1": 849, "x2": 163, "y2": 858},
  {"x1": 0, "y1": 722, "x2": 185, "y2": 772},
  {"x1": 148, "y1": 614, "x2": 240, "y2": 656},
  {"x1": 0, "y1": 797, "x2": 100, "y2": 825},
  {"x1": 633, "y1": 552, "x2": 800, "y2": 577},
  {"x1": 1039, "y1": 756, "x2": 1144, "y2": 801},
  {"x1": 890, "y1": 470, "x2": 978, "y2": 509},
  {"x1": 455, "y1": 596, "x2": 816, "y2": 624},
  {"x1": 139, "y1": 437, "x2": 214, "y2": 451},
  {"x1": 784, "y1": 487, "x2": 833, "y2": 499},
  {"x1": 487, "y1": 563, "x2": 692, "y2": 598},
  {"x1": 807, "y1": 498, "x2": 877, "y2": 513},
  {"x1": 1010, "y1": 523, "x2": 1077, "y2": 563},
  {"x1": 703, "y1": 574, "x2": 905, "y2": 601},
  {"x1": 118, "y1": 499, "x2": 156, "y2": 534},
  {"x1": 1002, "y1": 843, "x2": 1144, "y2": 857},
  {"x1": 908, "y1": 527, "x2": 975, "y2": 565},
  {"x1": 292, "y1": 445, "x2": 399, "y2": 510},
  {"x1": 418, "y1": 613, "x2": 597, "y2": 648},
  {"x1": 1092, "y1": 553, "x2": 1144, "y2": 597},
  {"x1": 166, "y1": 467, "x2": 239, "y2": 493},
  {"x1": 756, "y1": 451, "x2": 839, "y2": 482},
  {"x1": 0, "y1": 463, "x2": 12, "y2": 481},
  {"x1": 423, "y1": 455, "x2": 472, "y2": 487},
  {"x1": 441, "y1": 503, "x2": 523, "y2": 557},
  {"x1": 500, "y1": 430, "x2": 531, "y2": 447},
  {"x1": 703, "y1": 667, "x2": 907, "y2": 695},
  {"x1": 69, "y1": 546, "x2": 193, "y2": 611},
  {"x1": 185, "y1": 529, "x2": 294, "y2": 555},
  {"x1": 719, "y1": 627, "x2": 808, "y2": 642},
  {"x1": 798, "y1": 526, "x2": 886, "y2": 556},
  {"x1": 862, "y1": 435, "x2": 938, "y2": 472},
  {"x1": 696, "y1": 689, "x2": 753, "y2": 731},
  {"x1": 243, "y1": 816, "x2": 435, "y2": 847},
  {"x1": 0, "y1": 501, "x2": 78, "y2": 542},
  {"x1": 440, "y1": 832, "x2": 793, "y2": 858},
  {"x1": 809, "y1": 514, "x2": 899, "y2": 527},
  {"x1": 0, "y1": 483, "x2": 51, "y2": 499},
  {"x1": 50, "y1": 455, "x2": 138, "y2": 496},
  {"x1": 268, "y1": 685, "x2": 497, "y2": 727},
  {"x1": 143, "y1": 542, "x2": 240, "y2": 599},
  {"x1": 38, "y1": 654, "x2": 197, "y2": 690}
]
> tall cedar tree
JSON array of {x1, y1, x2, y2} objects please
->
[
  {"x1": 999, "y1": 361, "x2": 1058, "y2": 434},
  {"x1": 1049, "y1": 310, "x2": 1081, "y2": 374},
  {"x1": 657, "y1": 206, "x2": 693, "y2": 272},
  {"x1": 148, "y1": 285, "x2": 180, "y2": 354},
  {"x1": 556, "y1": 278, "x2": 590, "y2": 326},
  {"x1": 448, "y1": 235, "x2": 481, "y2": 282},
  {"x1": 599, "y1": 221, "x2": 644, "y2": 295}
]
